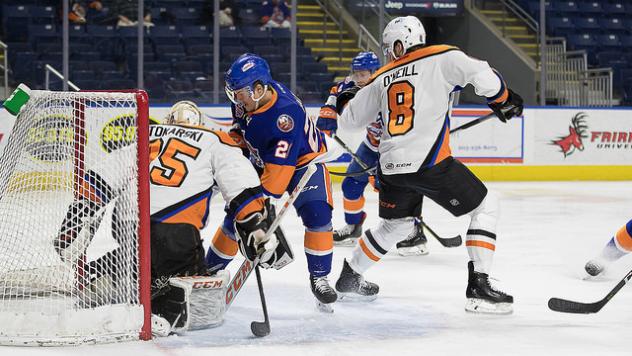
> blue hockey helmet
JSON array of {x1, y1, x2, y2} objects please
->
[
  {"x1": 351, "y1": 51, "x2": 380, "y2": 73},
  {"x1": 224, "y1": 53, "x2": 273, "y2": 105}
]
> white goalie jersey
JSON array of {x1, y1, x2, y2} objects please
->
[
  {"x1": 149, "y1": 124, "x2": 261, "y2": 229},
  {"x1": 338, "y1": 45, "x2": 508, "y2": 175}
]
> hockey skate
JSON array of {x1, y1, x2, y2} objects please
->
[
  {"x1": 396, "y1": 223, "x2": 429, "y2": 256},
  {"x1": 465, "y1": 261, "x2": 513, "y2": 314},
  {"x1": 335, "y1": 259, "x2": 379, "y2": 301},
  {"x1": 333, "y1": 214, "x2": 365, "y2": 246},
  {"x1": 310, "y1": 275, "x2": 337, "y2": 313}
]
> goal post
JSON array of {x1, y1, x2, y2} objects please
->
[{"x1": 0, "y1": 89, "x2": 151, "y2": 346}]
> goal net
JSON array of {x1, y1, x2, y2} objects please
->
[{"x1": 0, "y1": 90, "x2": 151, "y2": 346}]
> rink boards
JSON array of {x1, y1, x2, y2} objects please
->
[{"x1": 1, "y1": 105, "x2": 631, "y2": 181}]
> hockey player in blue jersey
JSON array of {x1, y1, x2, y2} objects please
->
[
  {"x1": 205, "y1": 53, "x2": 338, "y2": 310},
  {"x1": 317, "y1": 51, "x2": 429, "y2": 256}
]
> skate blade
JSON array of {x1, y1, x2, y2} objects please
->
[
  {"x1": 333, "y1": 238, "x2": 358, "y2": 247},
  {"x1": 465, "y1": 298, "x2": 513, "y2": 315},
  {"x1": 315, "y1": 299, "x2": 334, "y2": 313},
  {"x1": 337, "y1": 292, "x2": 378, "y2": 302},
  {"x1": 397, "y1": 245, "x2": 429, "y2": 257}
]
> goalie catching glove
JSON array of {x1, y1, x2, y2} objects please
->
[{"x1": 488, "y1": 88, "x2": 524, "y2": 123}]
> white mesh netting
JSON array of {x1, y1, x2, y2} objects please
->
[{"x1": 0, "y1": 91, "x2": 148, "y2": 346}]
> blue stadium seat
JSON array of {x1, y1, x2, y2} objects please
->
[
  {"x1": 221, "y1": 45, "x2": 249, "y2": 59},
  {"x1": 238, "y1": 8, "x2": 260, "y2": 25},
  {"x1": 91, "y1": 61, "x2": 118, "y2": 72},
  {"x1": 303, "y1": 62, "x2": 328, "y2": 74},
  {"x1": 620, "y1": 35, "x2": 632, "y2": 48},
  {"x1": 242, "y1": 26, "x2": 271, "y2": 39},
  {"x1": 577, "y1": 2, "x2": 602, "y2": 13},
  {"x1": 220, "y1": 27, "x2": 242, "y2": 41},
  {"x1": 599, "y1": 18, "x2": 626, "y2": 33},
  {"x1": 596, "y1": 34, "x2": 621, "y2": 50},
  {"x1": 596, "y1": 51, "x2": 623, "y2": 67},
  {"x1": 72, "y1": 70, "x2": 95, "y2": 81},
  {"x1": 553, "y1": 1, "x2": 579, "y2": 13},
  {"x1": 548, "y1": 17, "x2": 574, "y2": 33},
  {"x1": 174, "y1": 61, "x2": 203, "y2": 74},
  {"x1": 100, "y1": 79, "x2": 136, "y2": 90},
  {"x1": 87, "y1": 25, "x2": 117, "y2": 37},
  {"x1": 568, "y1": 34, "x2": 597, "y2": 50},
  {"x1": 28, "y1": 24, "x2": 57, "y2": 42},
  {"x1": 149, "y1": 25, "x2": 181, "y2": 45},
  {"x1": 181, "y1": 25, "x2": 211, "y2": 39},
  {"x1": 574, "y1": 17, "x2": 600, "y2": 32},
  {"x1": 73, "y1": 79, "x2": 99, "y2": 90},
  {"x1": 603, "y1": 2, "x2": 626, "y2": 15},
  {"x1": 3, "y1": 5, "x2": 30, "y2": 18},
  {"x1": 29, "y1": 5, "x2": 55, "y2": 24},
  {"x1": 172, "y1": 7, "x2": 199, "y2": 22},
  {"x1": 186, "y1": 44, "x2": 212, "y2": 56}
]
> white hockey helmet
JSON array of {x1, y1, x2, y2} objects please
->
[
  {"x1": 382, "y1": 16, "x2": 426, "y2": 60},
  {"x1": 165, "y1": 100, "x2": 203, "y2": 126}
]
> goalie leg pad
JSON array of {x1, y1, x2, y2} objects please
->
[{"x1": 151, "y1": 271, "x2": 230, "y2": 335}]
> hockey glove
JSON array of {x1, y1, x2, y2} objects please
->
[
  {"x1": 257, "y1": 201, "x2": 294, "y2": 270},
  {"x1": 335, "y1": 85, "x2": 361, "y2": 115},
  {"x1": 316, "y1": 106, "x2": 338, "y2": 136},
  {"x1": 234, "y1": 201, "x2": 278, "y2": 263},
  {"x1": 488, "y1": 88, "x2": 524, "y2": 123}
]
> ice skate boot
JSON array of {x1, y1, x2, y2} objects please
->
[
  {"x1": 310, "y1": 275, "x2": 337, "y2": 313},
  {"x1": 333, "y1": 214, "x2": 365, "y2": 246},
  {"x1": 396, "y1": 223, "x2": 429, "y2": 256},
  {"x1": 585, "y1": 258, "x2": 606, "y2": 277},
  {"x1": 465, "y1": 261, "x2": 513, "y2": 314},
  {"x1": 335, "y1": 259, "x2": 379, "y2": 301}
]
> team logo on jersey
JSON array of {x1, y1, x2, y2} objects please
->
[
  {"x1": 276, "y1": 114, "x2": 294, "y2": 133},
  {"x1": 550, "y1": 112, "x2": 588, "y2": 158}
]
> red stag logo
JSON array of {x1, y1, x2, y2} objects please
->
[{"x1": 551, "y1": 112, "x2": 589, "y2": 157}]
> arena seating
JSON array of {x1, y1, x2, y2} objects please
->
[
  {"x1": 1, "y1": 0, "x2": 334, "y2": 103},
  {"x1": 518, "y1": 0, "x2": 632, "y2": 104}
]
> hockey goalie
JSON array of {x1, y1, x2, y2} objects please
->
[{"x1": 54, "y1": 101, "x2": 291, "y2": 336}]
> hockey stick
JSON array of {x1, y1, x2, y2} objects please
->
[
  {"x1": 548, "y1": 270, "x2": 632, "y2": 314},
  {"x1": 329, "y1": 134, "x2": 377, "y2": 177},
  {"x1": 451, "y1": 106, "x2": 518, "y2": 134},
  {"x1": 224, "y1": 164, "x2": 318, "y2": 336},
  {"x1": 419, "y1": 220, "x2": 462, "y2": 247},
  {"x1": 251, "y1": 266, "x2": 270, "y2": 337}
]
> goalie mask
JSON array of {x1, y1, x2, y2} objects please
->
[{"x1": 165, "y1": 101, "x2": 203, "y2": 126}]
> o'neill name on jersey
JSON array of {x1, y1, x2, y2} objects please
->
[{"x1": 383, "y1": 64, "x2": 419, "y2": 87}]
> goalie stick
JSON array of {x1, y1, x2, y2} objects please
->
[
  {"x1": 548, "y1": 270, "x2": 632, "y2": 314},
  {"x1": 224, "y1": 164, "x2": 318, "y2": 337}
]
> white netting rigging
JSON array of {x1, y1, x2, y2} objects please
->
[{"x1": 0, "y1": 91, "x2": 149, "y2": 346}]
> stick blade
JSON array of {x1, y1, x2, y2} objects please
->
[
  {"x1": 548, "y1": 297, "x2": 601, "y2": 314},
  {"x1": 438, "y1": 235, "x2": 462, "y2": 248},
  {"x1": 250, "y1": 321, "x2": 270, "y2": 337}
]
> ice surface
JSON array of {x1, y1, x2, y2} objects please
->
[{"x1": 4, "y1": 181, "x2": 632, "y2": 355}]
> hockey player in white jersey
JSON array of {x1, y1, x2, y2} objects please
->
[
  {"x1": 56, "y1": 101, "x2": 286, "y2": 335},
  {"x1": 334, "y1": 16, "x2": 523, "y2": 314}
]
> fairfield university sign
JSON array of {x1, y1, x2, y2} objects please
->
[{"x1": 550, "y1": 112, "x2": 632, "y2": 158}]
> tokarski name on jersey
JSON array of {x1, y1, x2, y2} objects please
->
[
  {"x1": 150, "y1": 125, "x2": 203, "y2": 142},
  {"x1": 383, "y1": 64, "x2": 419, "y2": 87}
]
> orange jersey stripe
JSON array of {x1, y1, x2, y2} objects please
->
[
  {"x1": 491, "y1": 87, "x2": 509, "y2": 104},
  {"x1": 304, "y1": 230, "x2": 334, "y2": 252},
  {"x1": 235, "y1": 196, "x2": 265, "y2": 221},
  {"x1": 434, "y1": 124, "x2": 452, "y2": 165},
  {"x1": 615, "y1": 226, "x2": 632, "y2": 251},
  {"x1": 323, "y1": 165, "x2": 333, "y2": 206},
  {"x1": 466, "y1": 240, "x2": 496, "y2": 251},
  {"x1": 319, "y1": 107, "x2": 337, "y2": 119},
  {"x1": 77, "y1": 179, "x2": 103, "y2": 204},
  {"x1": 208, "y1": 130, "x2": 240, "y2": 147},
  {"x1": 261, "y1": 163, "x2": 296, "y2": 196},
  {"x1": 297, "y1": 148, "x2": 325, "y2": 166},
  {"x1": 359, "y1": 238, "x2": 380, "y2": 262},
  {"x1": 343, "y1": 196, "x2": 366, "y2": 212},
  {"x1": 252, "y1": 88, "x2": 278, "y2": 115},
  {"x1": 162, "y1": 198, "x2": 208, "y2": 229},
  {"x1": 212, "y1": 227, "x2": 238, "y2": 257},
  {"x1": 368, "y1": 45, "x2": 458, "y2": 86}
]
